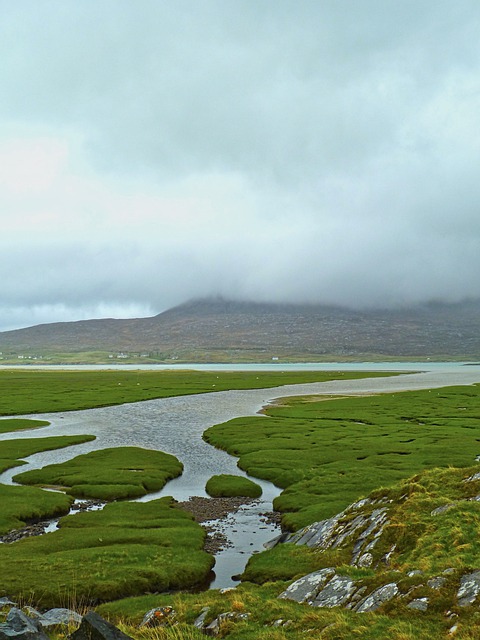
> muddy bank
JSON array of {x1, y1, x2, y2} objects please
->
[
  {"x1": 0, "y1": 500, "x2": 105, "y2": 544},
  {"x1": 177, "y1": 496, "x2": 281, "y2": 555}
]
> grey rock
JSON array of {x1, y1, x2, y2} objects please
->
[
  {"x1": 312, "y1": 575, "x2": 357, "y2": 608},
  {"x1": 271, "y1": 619, "x2": 292, "y2": 628},
  {"x1": 0, "y1": 608, "x2": 49, "y2": 640},
  {"x1": 355, "y1": 583, "x2": 399, "y2": 612},
  {"x1": 204, "y1": 612, "x2": 250, "y2": 637},
  {"x1": 407, "y1": 598, "x2": 429, "y2": 611},
  {"x1": 407, "y1": 570, "x2": 423, "y2": 577},
  {"x1": 427, "y1": 577, "x2": 446, "y2": 590},
  {"x1": 380, "y1": 544, "x2": 397, "y2": 566},
  {"x1": 193, "y1": 607, "x2": 210, "y2": 629},
  {"x1": 356, "y1": 552, "x2": 373, "y2": 568},
  {"x1": 279, "y1": 500, "x2": 389, "y2": 569},
  {"x1": 463, "y1": 472, "x2": 480, "y2": 483},
  {"x1": 69, "y1": 611, "x2": 133, "y2": 640},
  {"x1": 457, "y1": 570, "x2": 480, "y2": 606},
  {"x1": 351, "y1": 508, "x2": 388, "y2": 564},
  {"x1": 0, "y1": 600, "x2": 17, "y2": 610},
  {"x1": 431, "y1": 504, "x2": 456, "y2": 516},
  {"x1": 37, "y1": 609, "x2": 82, "y2": 627},
  {"x1": 278, "y1": 568, "x2": 336, "y2": 604},
  {"x1": 139, "y1": 607, "x2": 175, "y2": 628}
]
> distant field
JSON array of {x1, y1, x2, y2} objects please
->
[{"x1": 0, "y1": 368, "x2": 394, "y2": 415}]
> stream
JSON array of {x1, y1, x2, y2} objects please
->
[{"x1": 1, "y1": 363, "x2": 480, "y2": 589}]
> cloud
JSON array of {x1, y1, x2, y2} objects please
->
[{"x1": 1, "y1": 0, "x2": 480, "y2": 330}]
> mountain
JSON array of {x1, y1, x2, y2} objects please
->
[{"x1": 1, "y1": 298, "x2": 480, "y2": 362}]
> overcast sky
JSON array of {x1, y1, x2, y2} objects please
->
[{"x1": 1, "y1": 1, "x2": 480, "y2": 331}]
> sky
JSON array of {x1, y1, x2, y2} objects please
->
[{"x1": 1, "y1": 0, "x2": 480, "y2": 331}]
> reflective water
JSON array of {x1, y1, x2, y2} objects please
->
[{"x1": 1, "y1": 364, "x2": 480, "y2": 587}]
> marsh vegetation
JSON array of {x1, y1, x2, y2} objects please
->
[{"x1": 1, "y1": 368, "x2": 480, "y2": 638}]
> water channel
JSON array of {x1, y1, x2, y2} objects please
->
[{"x1": 1, "y1": 363, "x2": 480, "y2": 588}]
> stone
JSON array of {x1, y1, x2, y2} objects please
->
[
  {"x1": 0, "y1": 600, "x2": 17, "y2": 610},
  {"x1": 407, "y1": 598, "x2": 429, "y2": 611},
  {"x1": 356, "y1": 552, "x2": 373, "y2": 568},
  {"x1": 37, "y1": 609, "x2": 82, "y2": 627},
  {"x1": 69, "y1": 611, "x2": 133, "y2": 640},
  {"x1": 427, "y1": 577, "x2": 446, "y2": 590},
  {"x1": 193, "y1": 607, "x2": 210, "y2": 629},
  {"x1": 278, "y1": 568, "x2": 336, "y2": 604},
  {"x1": 464, "y1": 472, "x2": 480, "y2": 483},
  {"x1": 204, "y1": 612, "x2": 250, "y2": 637},
  {"x1": 312, "y1": 575, "x2": 357, "y2": 608},
  {"x1": 139, "y1": 607, "x2": 175, "y2": 628},
  {"x1": 355, "y1": 583, "x2": 399, "y2": 612},
  {"x1": 457, "y1": 570, "x2": 480, "y2": 606},
  {"x1": 0, "y1": 608, "x2": 49, "y2": 640},
  {"x1": 431, "y1": 504, "x2": 456, "y2": 516}
]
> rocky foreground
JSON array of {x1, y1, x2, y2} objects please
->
[{"x1": 4, "y1": 465, "x2": 480, "y2": 638}]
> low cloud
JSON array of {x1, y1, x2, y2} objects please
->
[{"x1": 1, "y1": 1, "x2": 480, "y2": 331}]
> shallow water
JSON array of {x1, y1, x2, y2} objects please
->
[{"x1": 1, "y1": 364, "x2": 480, "y2": 588}]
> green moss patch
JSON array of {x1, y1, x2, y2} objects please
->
[
  {"x1": 205, "y1": 474, "x2": 262, "y2": 498},
  {"x1": 204, "y1": 384, "x2": 480, "y2": 530},
  {"x1": 14, "y1": 446, "x2": 183, "y2": 500},
  {"x1": 0, "y1": 497, "x2": 213, "y2": 607}
]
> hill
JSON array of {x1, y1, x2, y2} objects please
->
[{"x1": 0, "y1": 298, "x2": 480, "y2": 362}]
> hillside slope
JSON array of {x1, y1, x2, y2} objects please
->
[{"x1": 1, "y1": 298, "x2": 480, "y2": 361}]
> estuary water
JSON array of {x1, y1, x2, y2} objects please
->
[{"x1": 1, "y1": 362, "x2": 480, "y2": 588}]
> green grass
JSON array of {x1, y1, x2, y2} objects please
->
[
  {"x1": 0, "y1": 497, "x2": 213, "y2": 607},
  {"x1": 95, "y1": 464, "x2": 480, "y2": 638},
  {"x1": 0, "y1": 433, "x2": 96, "y2": 533},
  {"x1": 0, "y1": 434, "x2": 96, "y2": 474},
  {"x1": 204, "y1": 384, "x2": 480, "y2": 530},
  {"x1": 205, "y1": 474, "x2": 262, "y2": 499},
  {"x1": 0, "y1": 484, "x2": 74, "y2": 535},
  {"x1": 14, "y1": 447, "x2": 184, "y2": 500},
  {"x1": 97, "y1": 580, "x2": 447, "y2": 639},
  {"x1": 0, "y1": 418, "x2": 50, "y2": 434},
  {"x1": 0, "y1": 369, "x2": 394, "y2": 415}
]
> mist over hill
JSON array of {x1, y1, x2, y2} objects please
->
[{"x1": 1, "y1": 298, "x2": 480, "y2": 362}]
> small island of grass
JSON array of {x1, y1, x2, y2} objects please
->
[{"x1": 205, "y1": 474, "x2": 262, "y2": 498}]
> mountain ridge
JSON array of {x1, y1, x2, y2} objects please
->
[{"x1": 1, "y1": 297, "x2": 480, "y2": 361}]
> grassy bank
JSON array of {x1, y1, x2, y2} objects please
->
[
  {"x1": 0, "y1": 418, "x2": 50, "y2": 434},
  {"x1": 0, "y1": 369, "x2": 394, "y2": 415},
  {"x1": 14, "y1": 446, "x2": 184, "y2": 500},
  {"x1": 0, "y1": 434, "x2": 96, "y2": 475},
  {"x1": 96, "y1": 463, "x2": 480, "y2": 639},
  {"x1": 204, "y1": 384, "x2": 480, "y2": 530},
  {"x1": 0, "y1": 497, "x2": 213, "y2": 607},
  {"x1": 0, "y1": 433, "x2": 95, "y2": 533}
]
